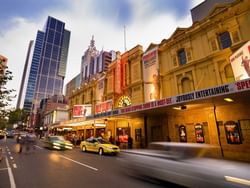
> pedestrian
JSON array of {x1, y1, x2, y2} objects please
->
[
  {"x1": 109, "y1": 136, "x2": 114, "y2": 144},
  {"x1": 115, "y1": 136, "x2": 120, "y2": 146},
  {"x1": 128, "y1": 136, "x2": 133, "y2": 149}
]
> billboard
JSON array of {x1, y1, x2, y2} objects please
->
[
  {"x1": 230, "y1": 41, "x2": 250, "y2": 81},
  {"x1": 72, "y1": 104, "x2": 92, "y2": 118},
  {"x1": 95, "y1": 100, "x2": 112, "y2": 114},
  {"x1": 142, "y1": 47, "x2": 159, "y2": 102}
]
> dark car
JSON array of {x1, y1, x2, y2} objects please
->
[
  {"x1": 6, "y1": 130, "x2": 14, "y2": 138},
  {"x1": 119, "y1": 142, "x2": 250, "y2": 188}
]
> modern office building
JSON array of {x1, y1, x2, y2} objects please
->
[
  {"x1": 16, "y1": 41, "x2": 34, "y2": 109},
  {"x1": 18, "y1": 16, "x2": 70, "y2": 127}
]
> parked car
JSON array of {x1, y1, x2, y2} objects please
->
[
  {"x1": 80, "y1": 137, "x2": 120, "y2": 155},
  {"x1": 118, "y1": 142, "x2": 250, "y2": 188},
  {"x1": 43, "y1": 136, "x2": 73, "y2": 150}
]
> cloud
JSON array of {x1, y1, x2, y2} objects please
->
[{"x1": 1, "y1": 0, "x2": 204, "y2": 108}]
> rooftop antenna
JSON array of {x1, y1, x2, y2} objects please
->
[{"x1": 124, "y1": 25, "x2": 127, "y2": 52}]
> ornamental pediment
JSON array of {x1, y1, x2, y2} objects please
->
[{"x1": 170, "y1": 27, "x2": 187, "y2": 40}]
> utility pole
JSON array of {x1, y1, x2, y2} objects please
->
[{"x1": 124, "y1": 25, "x2": 127, "y2": 52}]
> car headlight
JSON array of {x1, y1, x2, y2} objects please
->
[
  {"x1": 65, "y1": 143, "x2": 73, "y2": 146},
  {"x1": 53, "y1": 142, "x2": 61, "y2": 146}
]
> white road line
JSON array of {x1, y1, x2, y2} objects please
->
[
  {"x1": 0, "y1": 168, "x2": 8, "y2": 171},
  {"x1": 13, "y1": 164, "x2": 17, "y2": 169},
  {"x1": 10, "y1": 156, "x2": 13, "y2": 160},
  {"x1": 225, "y1": 176, "x2": 250, "y2": 186},
  {"x1": 5, "y1": 157, "x2": 16, "y2": 188},
  {"x1": 59, "y1": 155, "x2": 98, "y2": 171},
  {"x1": 34, "y1": 145, "x2": 43, "y2": 149}
]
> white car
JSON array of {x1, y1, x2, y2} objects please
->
[{"x1": 119, "y1": 142, "x2": 250, "y2": 188}]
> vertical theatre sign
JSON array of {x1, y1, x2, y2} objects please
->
[
  {"x1": 143, "y1": 46, "x2": 160, "y2": 102},
  {"x1": 230, "y1": 40, "x2": 250, "y2": 81}
]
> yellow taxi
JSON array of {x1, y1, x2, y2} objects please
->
[{"x1": 80, "y1": 137, "x2": 120, "y2": 155}]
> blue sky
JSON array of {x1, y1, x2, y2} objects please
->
[{"x1": 0, "y1": 0, "x2": 204, "y2": 108}]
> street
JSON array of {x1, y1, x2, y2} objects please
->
[{"x1": 0, "y1": 138, "x2": 178, "y2": 188}]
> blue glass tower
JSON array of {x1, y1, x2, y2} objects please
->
[{"x1": 19, "y1": 16, "x2": 70, "y2": 126}]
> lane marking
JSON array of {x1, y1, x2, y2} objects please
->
[
  {"x1": 0, "y1": 168, "x2": 8, "y2": 171},
  {"x1": 10, "y1": 156, "x2": 13, "y2": 160},
  {"x1": 59, "y1": 155, "x2": 98, "y2": 171},
  {"x1": 13, "y1": 164, "x2": 17, "y2": 169},
  {"x1": 225, "y1": 176, "x2": 250, "y2": 186},
  {"x1": 5, "y1": 157, "x2": 16, "y2": 188}
]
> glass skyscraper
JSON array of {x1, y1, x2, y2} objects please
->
[{"x1": 18, "y1": 16, "x2": 70, "y2": 126}]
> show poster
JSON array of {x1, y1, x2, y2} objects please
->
[
  {"x1": 195, "y1": 124, "x2": 205, "y2": 143},
  {"x1": 179, "y1": 125, "x2": 187, "y2": 142},
  {"x1": 73, "y1": 104, "x2": 92, "y2": 118},
  {"x1": 142, "y1": 47, "x2": 160, "y2": 102},
  {"x1": 230, "y1": 41, "x2": 250, "y2": 81},
  {"x1": 224, "y1": 121, "x2": 242, "y2": 144}
]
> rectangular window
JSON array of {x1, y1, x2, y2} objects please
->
[
  {"x1": 232, "y1": 30, "x2": 240, "y2": 43},
  {"x1": 186, "y1": 49, "x2": 192, "y2": 61},
  {"x1": 84, "y1": 66, "x2": 88, "y2": 80},
  {"x1": 172, "y1": 56, "x2": 177, "y2": 66},
  {"x1": 210, "y1": 39, "x2": 218, "y2": 51},
  {"x1": 219, "y1": 31, "x2": 232, "y2": 49},
  {"x1": 178, "y1": 49, "x2": 187, "y2": 65}
]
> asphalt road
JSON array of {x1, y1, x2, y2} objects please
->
[{"x1": 0, "y1": 138, "x2": 179, "y2": 188}]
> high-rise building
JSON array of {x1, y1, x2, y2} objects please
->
[
  {"x1": 17, "y1": 16, "x2": 70, "y2": 126},
  {"x1": 16, "y1": 40, "x2": 34, "y2": 109}
]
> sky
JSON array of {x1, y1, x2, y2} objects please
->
[{"x1": 0, "y1": 0, "x2": 204, "y2": 108}]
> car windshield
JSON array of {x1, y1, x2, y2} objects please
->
[
  {"x1": 49, "y1": 136, "x2": 65, "y2": 142},
  {"x1": 97, "y1": 138, "x2": 110, "y2": 144}
]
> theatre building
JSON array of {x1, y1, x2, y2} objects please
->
[{"x1": 64, "y1": 0, "x2": 250, "y2": 162}]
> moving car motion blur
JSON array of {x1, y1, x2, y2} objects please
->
[
  {"x1": 43, "y1": 136, "x2": 73, "y2": 150},
  {"x1": 80, "y1": 137, "x2": 120, "y2": 155},
  {"x1": 119, "y1": 142, "x2": 250, "y2": 188}
]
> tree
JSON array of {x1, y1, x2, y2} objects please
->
[
  {"x1": 8, "y1": 108, "x2": 28, "y2": 129},
  {"x1": 0, "y1": 59, "x2": 15, "y2": 129}
]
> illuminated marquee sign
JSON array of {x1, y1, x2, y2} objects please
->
[
  {"x1": 73, "y1": 104, "x2": 92, "y2": 118},
  {"x1": 118, "y1": 96, "x2": 132, "y2": 107},
  {"x1": 95, "y1": 100, "x2": 113, "y2": 114},
  {"x1": 94, "y1": 79, "x2": 250, "y2": 117}
]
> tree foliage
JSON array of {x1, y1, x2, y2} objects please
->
[{"x1": 0, "y1": 59, "x2": 16, "y2": 128}]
